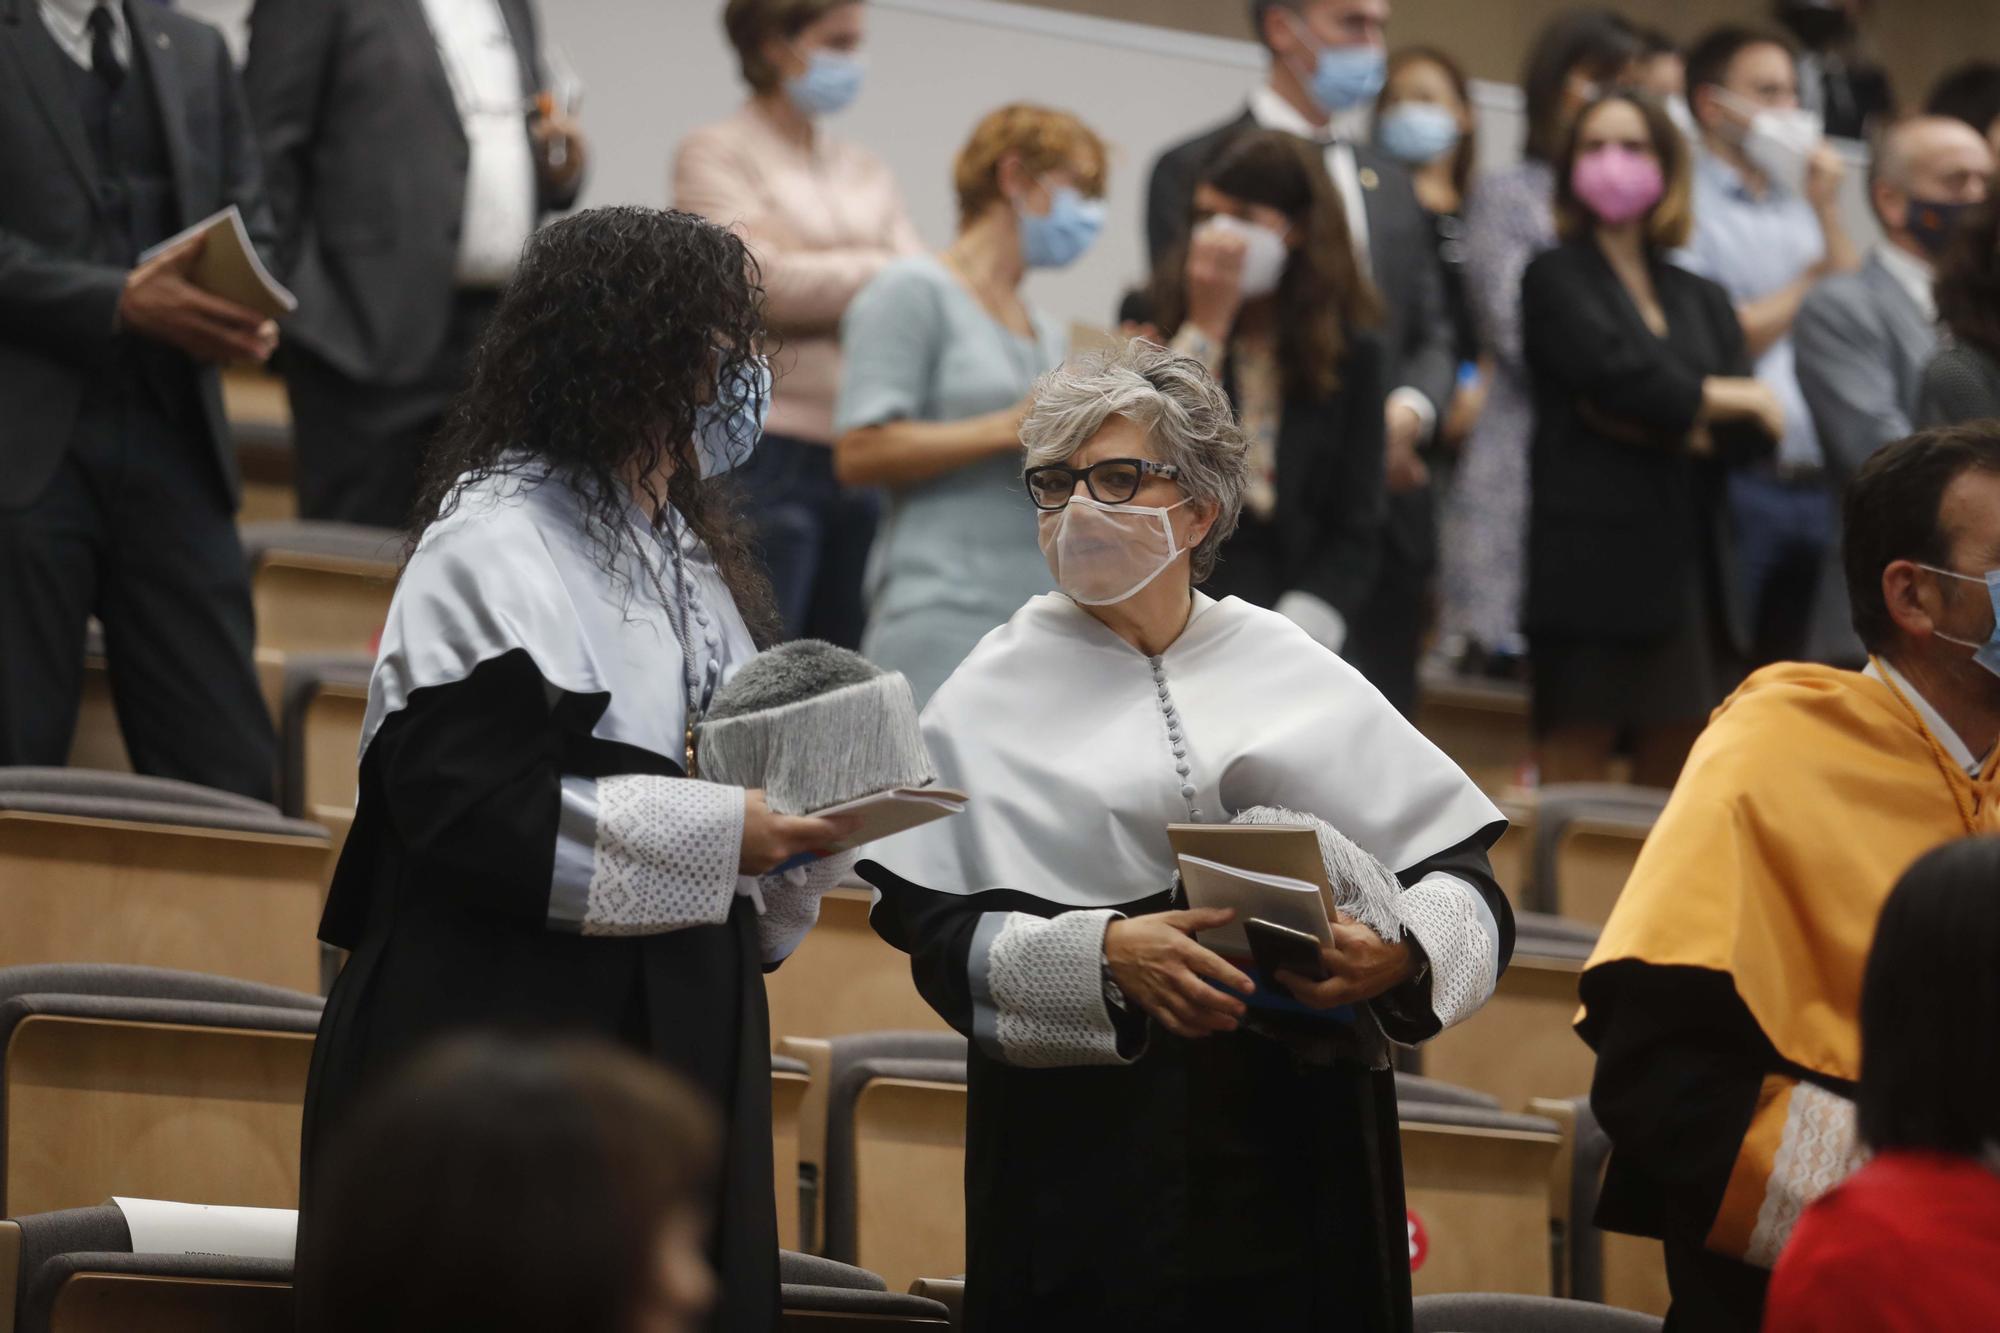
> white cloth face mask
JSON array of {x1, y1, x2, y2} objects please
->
[
  {"x1": 1715, "y1": 89, "x2": 1823, "y2": 195},
  {"x1": 1037, "y1": 495, "x2": 1191, "y2": 607},
  {"x1": 1197, "y1": 213, "x2": 1290, "y2": 300}
]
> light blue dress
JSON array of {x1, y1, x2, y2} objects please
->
[{"x1": 835, "y1": 254, "x2": 1066, "y2": 704}]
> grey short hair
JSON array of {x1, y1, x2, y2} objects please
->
[{"x1": 1020, "y1": 340, "x2": 1251, "y2": 583}]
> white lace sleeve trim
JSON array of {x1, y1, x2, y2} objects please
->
[
  {"x1": 549, "y1": 774, "x2": 745, "y2": 937},
  {"x1": 755, "y1": 849, "x2": 860, "y2": 965},
  {"x1": 968, "y1": 909, "x2": 1134, "y2": 1069},
  {"x1": 1391, "y1": 872, "x2": 1499, "y2": 1032},
  {"x1": 1745, "y1": 1083, "x2": 1869, "y2": 1269}
]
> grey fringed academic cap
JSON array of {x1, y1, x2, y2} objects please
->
[{"x1": 695, "y1": 640, "x2": 937, "y2": 815}]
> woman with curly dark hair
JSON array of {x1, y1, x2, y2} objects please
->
[
  {"x1": 1919, "y1": 192, "x2": 2000, "y2": 426},
  {"x1": 1150, "y1": 129, "x2": 1389, "y2": 675},
  {"x1": 297, "y1": 206, "x2": 854, "y2": 1332}
]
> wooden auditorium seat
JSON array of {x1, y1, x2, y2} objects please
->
[
  {"x1": 0, "y1": 1204, "x2": 290, "y2": 1333},
  {"x1": 223, "y1": 367, "x2": 295, "y2": 527},
  {"x1": 238, "y1": 522, "x2": 399, "y2": 716},
  {"x1": 765, "y1": 889, "x2": 951, "y2": 1044},
  {"x1": 1398, "y1": 1102, "x2": 1565, "y2": 1299},
  {"x1": 778, "y1": 1032, "x2": 966, "y2": 1258},
  {"x1": 820, "y1": 1054, "x2": 968, "y2": 1294},
  {"x1": 1529, "y1": 1097, "x2": 1671, "y2": 1317},
  {"x1": 1413, "y1": 913, "x2": 1598, "y2": 1112},
  {"x1": 772, "y1": 1053, "x2": 811, "y2": 1254},
  {"x1": 0, "y1": 967, "x2": 320, "y2": 1218},
  {"x1": 0, "y1": 771, "x2": 329, "y2": 993},
  {"x1": 1415, "y1": 667, "x2": 1533, "y2": 797},
  {"x1": 1413, "y1": 1292, "x2": 1664, "y2": 1332},
  {"x1": 1529, "y1": 786, "x2": 1669, "y2": 926},
  {"x1": 276, "y1": 655, "x2": 373, "y2": 871},
  {"x1": 778, "y1": 1251, "x2": 951, "y2": 1329}
]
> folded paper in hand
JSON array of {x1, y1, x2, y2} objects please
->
[
  {"x1": 813, "y1": 786, "x2": 967, "y2": 853},
  {"x1": 138, "y1": 205, "x2": 297, "y2": 318},
  {"x1": 1174, "y1": 853, "x2": 1333, "y2": 961}
]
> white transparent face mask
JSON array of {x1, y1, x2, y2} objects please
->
[
  {"x1": 1037, "y1": 495, "x2": 1193, "y2": 607},
  {"x1": 1197, "y1": 213, "x2": 1290, "y2": 299}
]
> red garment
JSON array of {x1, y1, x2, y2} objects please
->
[{"x1": 1765, "y1": 1150, "x2": 2000, "y2": 1333}]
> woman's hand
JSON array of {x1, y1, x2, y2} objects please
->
[
  {"x1": 1184, "y1": 224, "x2": 1248, "y2": 344},
  {"x1": 1275, "y1": 912, "x2": 1416, "y2": 1010},
  {"x1": 738, "y1": 789, "x2": 860, "y2": 877},
  {"x1": 1104, "y1": 908, "x2": 1254, "y2": 1040}
]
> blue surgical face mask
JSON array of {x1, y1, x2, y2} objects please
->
[
  {"x1": 784, "y1": 49, "x2": 864, "y2": 118},
  {"x1": 1376, "y1": 102, "x2": 1462, "y2": 165},
  {"x1": 1017, "y1": 181, "x2": 1106, "y2": 270},
  {"x1": 1281, "y1": 10, "x2": 1386, "y2": 112},
  {"x1": 1918, "y1": 563, "x2": 2000, "y2": 679},
  {"x1": 694, "y1": 356, "x2": 771, "y2": 479}
]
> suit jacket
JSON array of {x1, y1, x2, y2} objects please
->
[
  {"x1": 242, "y1": 0, "x2": 581, "y2": 385},
  {"x1": 1793, "y1": 252, "x2": 1935, "y2": 665},
  {"x1": 1521, "y1": 242, "x2": 1757, "y2": 644},
  {"x1": 1795, "y1": 252, "x2": 1937, "y2": 483},
  {"x1": 1144, "y1": 109, "x2": 1455, "y2": 429},
  {"x1": 1212, "y1": 330, "x2": 1389, "y2": 620},
  {"x1": 0, "y1": 0, "x2": 270, "y2": 510}
]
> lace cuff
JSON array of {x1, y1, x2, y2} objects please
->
[
  {"x1": 1744, "y1": 1083, "x2": 1868, "y2": 1269},
  {"x1": 549, "y1": 775, "x2": 745, "y2": 936},
  {"x1": 1383, "y1": 872, "x2": 1499, "y2": 1034},
  {"x1": 755, "y1": 849, "x2": 860, "y2": 965},
  {"x1": 968, "y1": 909, "x2": 1137, "y2": 1069}
]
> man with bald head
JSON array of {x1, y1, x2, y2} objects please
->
[{"x1": 1796, "y1": 115, "x2": 1993, "y2": 659}]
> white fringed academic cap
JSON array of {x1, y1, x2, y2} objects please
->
[{"x1": 696, "y1": 640, "x2": 936, "y2": 814}]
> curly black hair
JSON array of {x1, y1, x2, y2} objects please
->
[{"x1": 412, "y1": 206, "x2": 779, "y2": 642}]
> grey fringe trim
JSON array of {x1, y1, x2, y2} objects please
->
[
  {"x1": 1230, "y1": 805, "x2": 1405, "y2": 943},
  {"x1": 696, "y1": 673, "x2": 937, "y2": 815}
]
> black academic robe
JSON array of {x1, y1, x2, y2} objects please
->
[
  {"x1": 298, "y1": 648, "x2": 779, "y2": 1333},
  {"x1": 861, "y1": 828, "x2": 1510, "y2": 1333}
]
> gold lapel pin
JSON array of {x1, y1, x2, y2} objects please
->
[{"x1": 1359, "y1": 167, "x2": 1380, "y2": 191}]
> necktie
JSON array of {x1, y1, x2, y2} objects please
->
[{"x1": 87, "y1": 3, "x2": 123, "y2": 93}]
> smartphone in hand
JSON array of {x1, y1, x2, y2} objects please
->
[{"x1": 1245, "y1": 918, "x2": 1330, "y2": 983}]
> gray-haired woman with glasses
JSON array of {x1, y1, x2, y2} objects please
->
[{"x1": 858, "y1": 339, "x2": 1513, "y2": 1333}]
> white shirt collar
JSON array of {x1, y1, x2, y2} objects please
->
[
  {"x1": 39, "y1": 0, "x2": 129, "y2": 71},
  {"x1": 1248, "y1": 83, "x2": 1333, "y2": 143},
  {"x1": 1873, "y1": 242, "x2": 1936, "y2": 322},
  {"x1": 1866, "y1": 658, "x2": 1985, "y2": 775}
]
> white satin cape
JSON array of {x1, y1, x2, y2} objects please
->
[
  {"x1": 360, "y1": 465, "x2": 758, "y2": 765},
  {"x1": 869, "y1": 592, "x2": 1505, "y2": 907}
]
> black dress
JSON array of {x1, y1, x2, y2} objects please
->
[
  {"x1": 1203, "y1": 331, "x2": 1389, "y2": 646},
  {"x1": 1520, "y1": 241, "x2": 1764, "y2": 735}
]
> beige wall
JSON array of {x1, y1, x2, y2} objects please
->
[{"x1": 1010, "y1": 0, "x2": 2000, "y2": 113}]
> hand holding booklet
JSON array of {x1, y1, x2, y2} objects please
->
[
  {"x1": 810, "y1": 785, "x2": 968, "y2": 853},
  {"x1": 137, "y1": 205, "x2": 297, "y2": 318}
]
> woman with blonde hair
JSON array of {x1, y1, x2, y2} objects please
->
[{"x1": 835, "y1": 103, "x2": 1108, "y2": 703}]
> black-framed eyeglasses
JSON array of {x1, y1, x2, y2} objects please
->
[{"x1": 1025, "y1": 458, "x2": 1182, "y2": 511}]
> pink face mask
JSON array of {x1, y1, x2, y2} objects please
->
[{"x1": 1571, "y1": 146, "x2": 1665, "y2": 226}]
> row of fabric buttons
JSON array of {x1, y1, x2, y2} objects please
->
[{"x1": 1150, "y1": 655, "x2": 1202, "y2": 822}]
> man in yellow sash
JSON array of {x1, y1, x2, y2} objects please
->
[{"x1": 1577, "y1": 424, "x2": 2000, "y2": 1332}]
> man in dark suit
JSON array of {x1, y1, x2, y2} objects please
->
[
  {"x1": 0, "y1": 0, "x2": 279, "y2": 798},
  {"x1": 1145, "y1": 0, "x2": 1455, "y2": 715},
  {"x1": 244, "y1": 0, "x2": 585, "y2": 529}
]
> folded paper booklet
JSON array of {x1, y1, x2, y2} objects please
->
[
  {"x1": 1174, "y1": 853, "x2": 1333, "y2": 961},
  {"x1": 138, "y1": 205, "x2": 298, "y2": 318},
  {"x1": 112, "y1": 1197, "x2": 297, "y2": 1261},
  {"x1": 812, "y1": 786, "x2": 968, "y2": 853},
  {"x1": 1168, "y1": 836, "x2": 1360, "y2": 1020}
]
